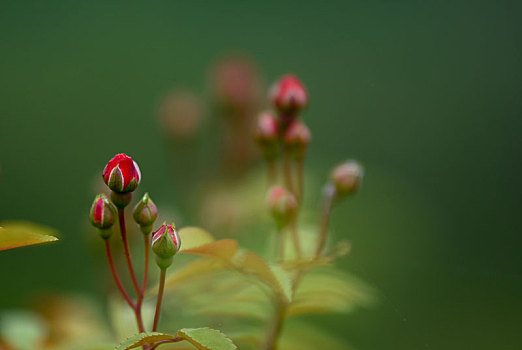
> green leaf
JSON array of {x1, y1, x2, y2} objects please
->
[
  {"x1": 0, "y1": 221, "x2": 58, "y2": 251},
  {"x1": 115, "y1": 332, "x2": 176, "y2": 350},
  {"x1": 177, "y1": 328, "x2": 237, "y2": 350},
  {"x1": 178, "y1": 227, "x2": 215, "y2": 251}
]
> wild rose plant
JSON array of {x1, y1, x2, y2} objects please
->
[{"x1": 0, "y1": 68, "x2": 373, "y2": 350}]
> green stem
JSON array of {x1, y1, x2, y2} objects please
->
[
  {"x1": 266, "y1": 157, "x2": 277, "y2": 186},
  {"x1": 315, "y1": 185, "x2": 337, "y2": 258},
  {"x1": 152, "y1": 269, "x2": 167, "y2": 332},
  {"x1": 263, "y1": 299, "x2": 286, "y2": 350}
]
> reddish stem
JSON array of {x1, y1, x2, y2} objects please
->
[
  {"x1": 104, "y1": 240, "x2": 135, "y2": 309},
  {"x1": 152, "y1": 269, "x2": 167, "y2": 332},
  {"x1": 118, "y1": 208, "x2": 142, "y2": 297},
  {"x1": 141, "y1": 234, "x2": 150, "y2": 295},
  {"x1": 150, "y1": 337, "x2": 183, "y2": 350}
]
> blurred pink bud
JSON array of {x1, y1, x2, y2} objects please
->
[
  {"x1": 211, "y1": 55, "x2": 262, "y2": 110},
  {"x1": 331, "y1": 160, "x2": 364, "y2": 196},
  {"x1": 269, "y1": 74, "x2": 308, "y2": 115},
  {"x1": 159, "y1": 90, "x2": 203, "y2": 139},
  {"x1": 266, "y1": 186, "x2": 297, "y2": 228},
  {"x1": 254, "y1": 111, "x2": 280, "y2": 159},
  {"x1": 284, "y1": 119, "x2": 311, "y2": 159},
  {"x1": 102, "y1": 154, "x2": 141, "y2": 193}
]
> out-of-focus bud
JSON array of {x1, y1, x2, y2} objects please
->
[
  {"x1": 284, "y1": 119, "x2": 311, "y2": 160},
  {"x1": 211, "y1": 55, "x2": 262, "y2": 111},
  {"x1": 254, "y1": 111, "x2": 280, "y2": 159},
  {"x1": 102, "y1": 153, "x2": 141, "y2": 194},
  {"x1": 152, "y1": 222, "x2": 181, "y2": 269},
  {"x1": 331, "y1": 160, "x2": 364, "y2": 196},
  {"x1": 269, "y1": 74, "x2": 308, "y2": 117},
  {"x1": 133, "y1": 193, "x2": 158, "y2": 234},
  {"x1": 89, "y1": 194, "x2": 116, "y2": 240},
  {"x1": 266, "y1": 186, "x2": 297, "y2": 229},
  {"x1": 159, "y1": 90, "x2": 203, "y2": 140}
]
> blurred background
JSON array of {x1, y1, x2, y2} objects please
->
[{"x1": 1, "y1": 0, "x2": 521, "y2": 349}]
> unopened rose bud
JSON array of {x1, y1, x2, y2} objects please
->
[
  {"x1": 89, "y1": 194, "x2": 116, "y2": 240},
  {"x1": 266, "y1": 186, "x2": 297, "y2": 229},
  {"x1": 102, "y1": 153, "x2": 141, "y2": 194},
  {"x1": 284, "y1": 119, "x2": 311, "y2": 160},
  {"x1": 331, "y1": 160, "x2": 364, "y2": 196},
  {"x1": 269, "y1": 74, "x2": 308, "y2": 117},
  {"x1": 152, "y1": 222, "x2": 181, "y2": 269},
  {"x1": 254, "y1": 111, "x2": 280, "y2": 159},
  {"x1": 133, "y1": 193, "x2": 158, "y2": 234}
]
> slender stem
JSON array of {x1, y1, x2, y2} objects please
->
[
  {"x1": 275, "y1": 227, "x2": 285, "y2": 261},
  {"x1": 150, "y1": 338, "x2": 183, "y2": 350},
  {"x1": 296, "y1": 158, "x2": 305, "y2": 207},
  {"x1": 283, "y1": 147, "x2": 294, "y2": 195},
  {"x1": 152, "y1": 269, "x2": 167, "y2": 332},
  {"x1": 104, "y1": 240, "x2": 135, "y2": 309},
  {"x1": 315, "y1": 185, "x2": 337, "y2": 258},
  {"x1": 141, "y1": 234, "x2": 150, "y2": 295},
  {"x1": 266, "y1": 157, "x2": 277, "y2": 185},
  {"x1": 118, "y1": 209, "x2": 142, "y2": 297},
  {"x1": 289, "y1": 219, "x2": 302, "y2": 259},
  {"x1": 263, "y1": 299, "x2": 286, "y2": 350}
]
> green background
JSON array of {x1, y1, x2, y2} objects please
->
[{"x1": 1, "y1": 0, "x2": 521, "y2": 349}]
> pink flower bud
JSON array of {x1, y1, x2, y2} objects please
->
[
  {"x1": 89, "y1": 194, "x2": 116, "y2": 239},
  {"x1": 102, "y1": 153, "x2": 141, "y2": 193},
  {"x1": 254, "y1": 111, "x2": 280, "y2": 159},
  {"x1": 266, "y1": 186, "x2": 297, "y2": 228},
  {"x1": 284, "y1": 119, "x2": 311, "y2": 159},
  {"x1": 152, "y1": 222, "x2": 181, "y2": 269},
  {"x1": 331, "y1": 160, "x2": 364, "y2": 196},
  {"x1": 269, "y1": 74, "x2": 308, "y2": 115},
  {"x1": 132, "y1": 193, "x2": 158, "y2": 234}
]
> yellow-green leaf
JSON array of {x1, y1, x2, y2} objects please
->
[
  {"x1": 160, "y1": 258, "x2": 227, "y2": 294},
  {"x1": 234, "y1": 251, "x2": 292, "y2": 302},
  {"x1": 178, "y1": 227, "x2": 215, "y2": 251},
  {"x1": 0, "y1": 221, "x2": 58, "y2": 251},
  {"x1": 177, "y1": 328, "x2": 237, "y2": 350},
  {"x1": 181, "y1": 239, "x2": 239, "y2": 262},
  {"x1": 115, "y1": 332, "x2": 176, "y2": 350}
]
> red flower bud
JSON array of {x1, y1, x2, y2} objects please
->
[
  {"x1": 132, "y1": 193, "x2": 158, "y2": 234},
  {"x1": 269, "y1": 74, "x2": 308, "y2": 115},
  {"x1": 152, "y1": 222, "x2": 181, "y2": 269},
  {"x1": 102, "y1": 153, "x2": 141, "y2": 193},
  {"x1": 254, "y1": 111, "x2": 280, "y2": 159},
  {"x1": 89, "y1": 194, "x2": 116, "y2": 239},
  {"x1": 331, "y1": 160, "x2": 364, "y2": 196},
  {"x1": 284, "y1": 119, "x2": 311, "y2": 159},
  {"x1": 266, "y1": 186, "x2": 297, "y2": 228}
]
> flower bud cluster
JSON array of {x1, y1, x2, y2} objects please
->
[
  {"x1": 255, "y1": 74, "x2": 311, "y2": 161},
  {"x1": 89, "y1": 153, "x2": 180, "y2": 269}
]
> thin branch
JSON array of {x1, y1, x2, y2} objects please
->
[
  {"x1": 118, "y1": 208, "x2": 142, "y2": 297},
  {"x1": 152, "y1": 269, "x2": 167, "y2": 332}
]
